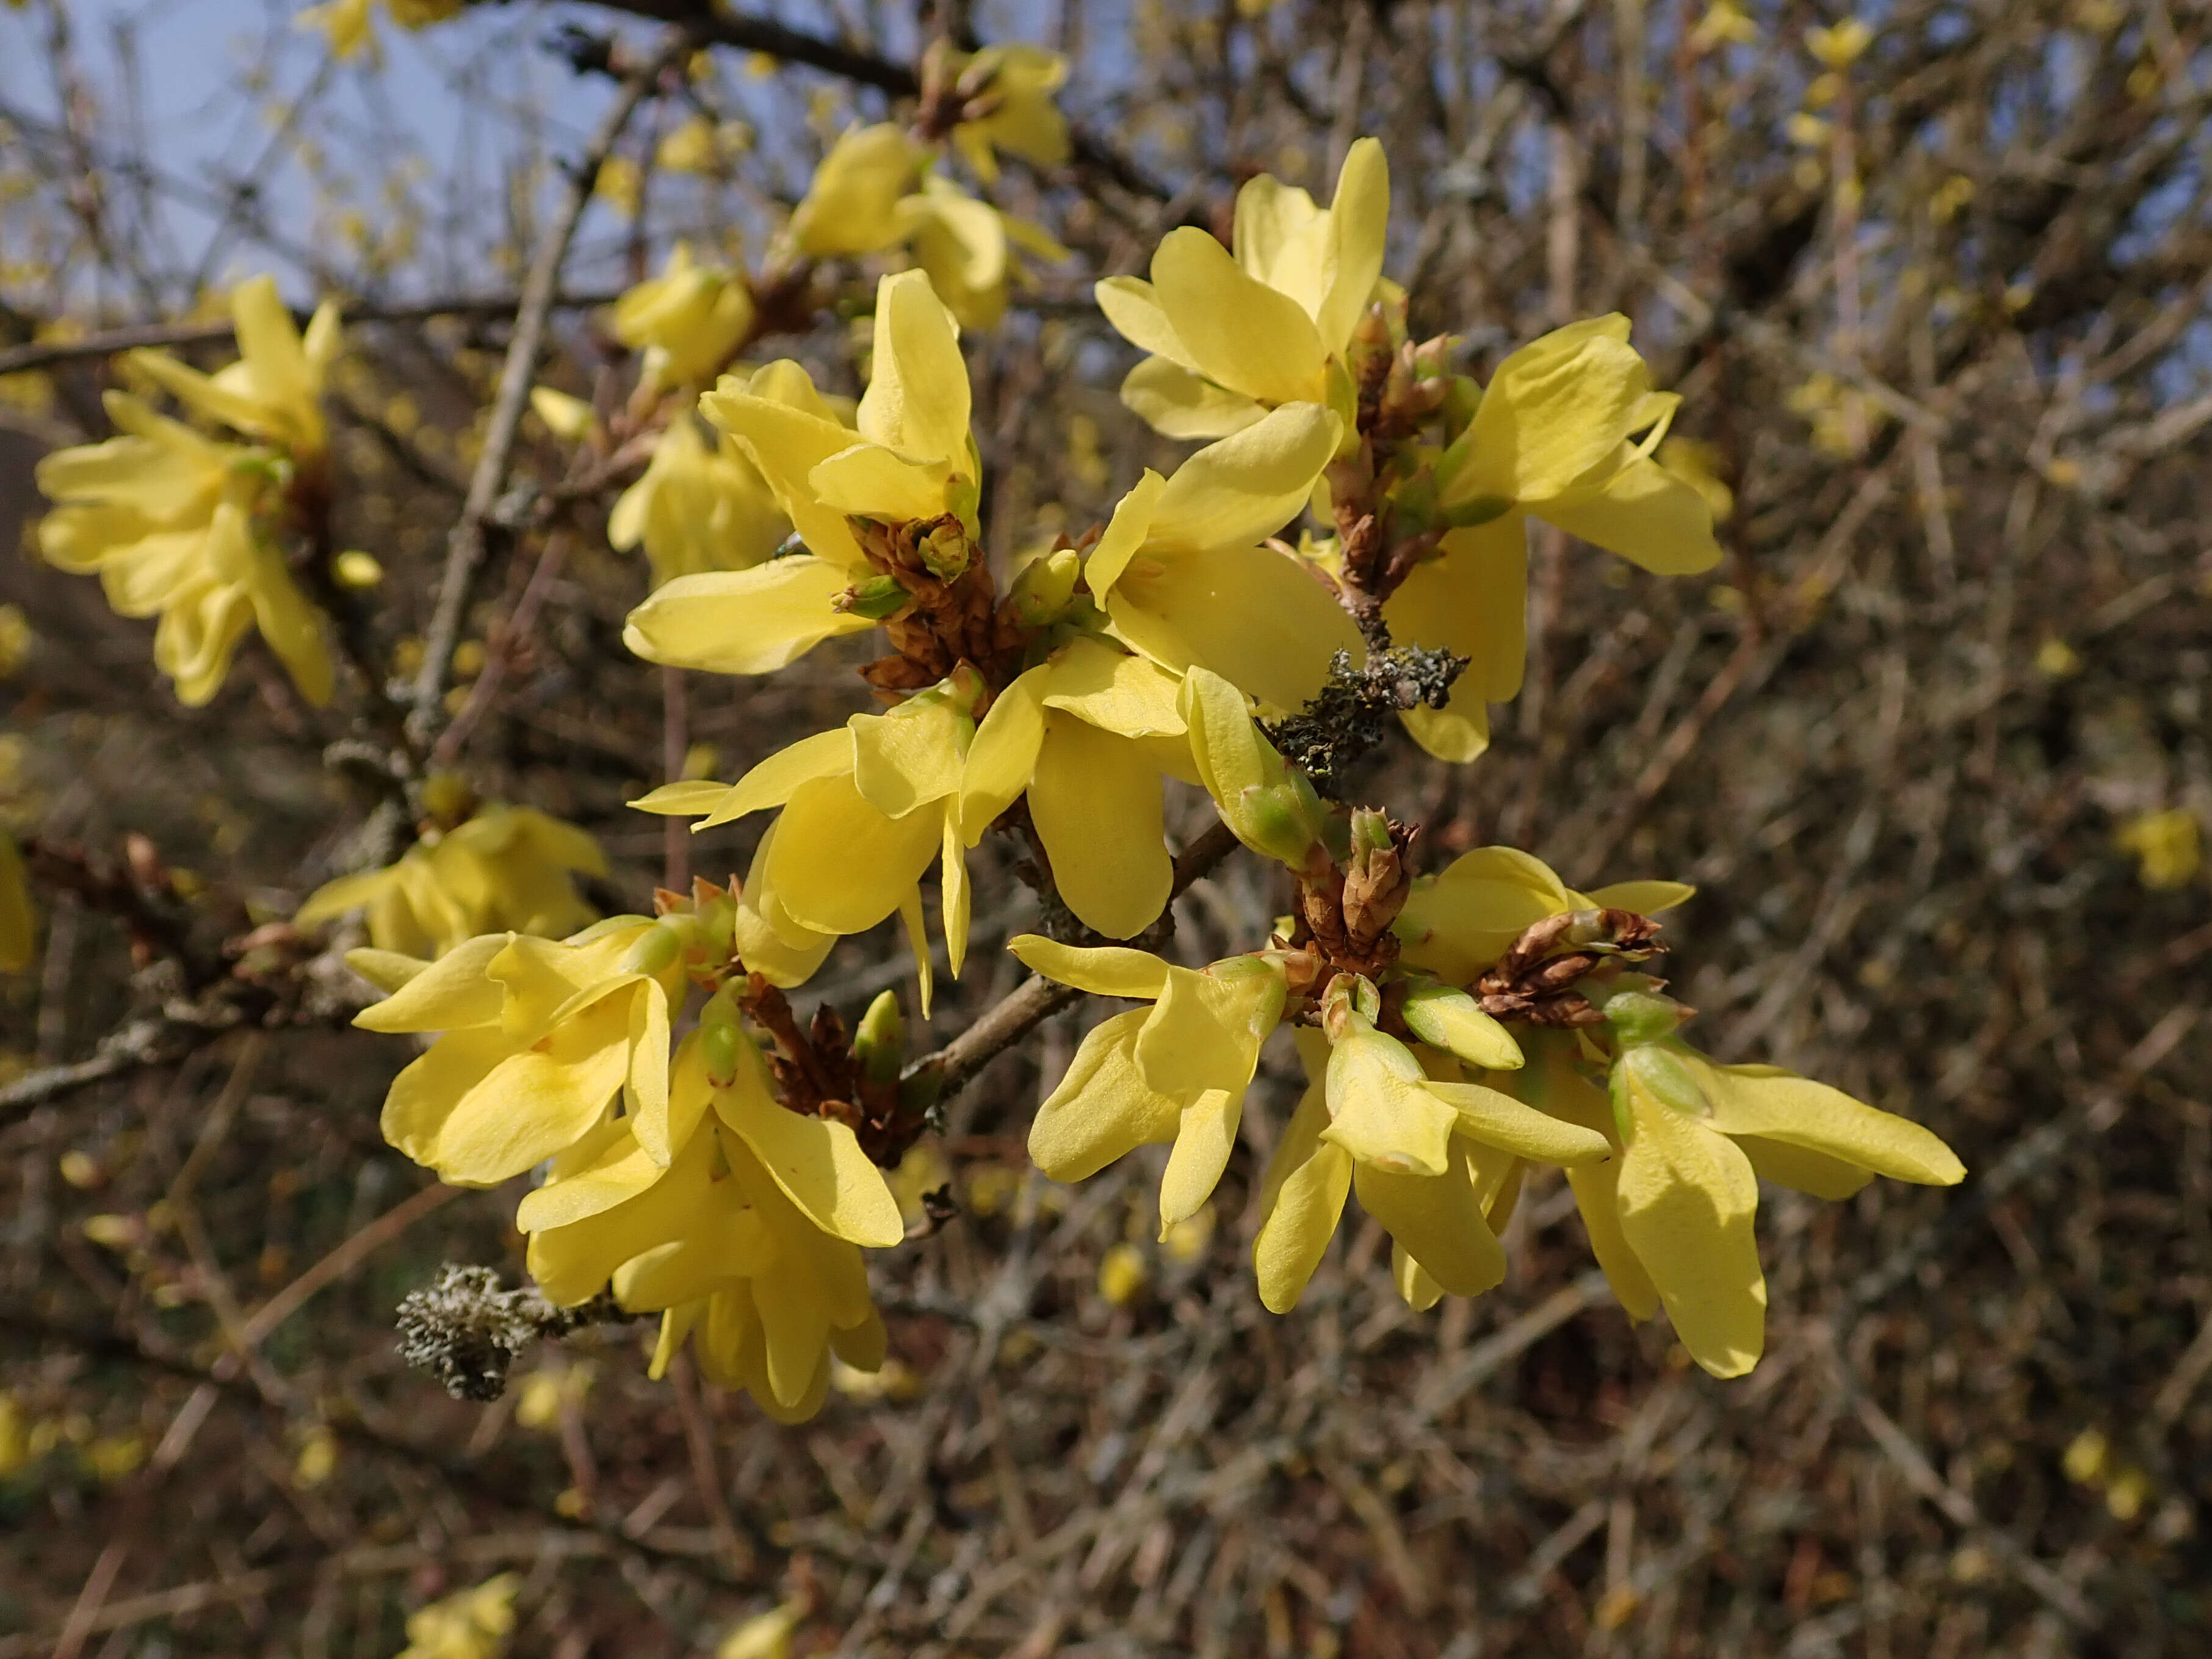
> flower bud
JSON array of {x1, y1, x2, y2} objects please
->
[
  {"x1": 853, "y1": 989, "x2": 904, "y2": 1087},
  {"x1": 839, "y1": 574, "x2": 912, "y2": 620},
  {"x1": 1235, "y1": 783, "x2": 1326, "y2": 867},
  {"x1": 698, "y1": 986, "x2": 746, "y2": 1087},
  {"x1": 1008, "y1": 547, "x2": 1080, "y2": 627},
  {"x1": 1610, "y1": 1041, "x2": 1710, "y2": 1142},
  {"x1": 919, "y1": 521, "x2": 970, "y2": 582},
  {"x1": 1319, "y1": 971, "x2": 1382, "y2": 1041},
  {"x1": 1401, "y1": 983, "x2": 1523, "y2": 1071},
  {"x1": 622, "y1": 920, "x2": 682, "y2": 978},
  {"x1": 1600, "y1": 987, "x2": 1691, "y2": 1047}
]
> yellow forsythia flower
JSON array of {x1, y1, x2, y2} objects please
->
[
  {"x1": 611, "y1": 242, "x2": 756, "y2": 392},
  {"x1": 633, "y1": 672, "x2": 980, "y2": 980},
  {"x1": 300, "y1": 0, "x2": 461, "y2": 63},
  {"x1": 937, "y1": 42, "x2": 1071, "y2": 184},
  {"x1": 1011, "y1": 934, "x2": 1286, "y2": 1237},
  {"x1": 35, "y1": 276, "x2": 340, "y2": 707},
  {"x1": 717, "y1": 1603, "x2": 804, "y2": 1659},
  {"x1": 394, "y1": 1572, "x2": 519, "y2": 1659},
  {"x1": 957, "y1": 637, "x2": 1191, "y2": 939},
  {"x1": 349, "y1": 918, "x2": 686, "y2": 1185},
  {"x1": 521, "y1": 1029, "x2": 902, "y2": 1423},
  {"x1": 609, "y1": 411, "x2": 789, "y2": 587},
  {"x1": 0, "y1": 831, "x2": 34, "y2": 974},
  {"x1": 787, "y1": 124, "x2": 1065, "y2": 330},
  {"x1": 1392, "y1": 316, "x2": 1722, "y2": 761},
  {"x1": 297, "y1": 803, "x2": 605, "y2": 958},
  {"x1": 1099, "y1": 138, "x2": 1387, "y2": 440},
  {"x1": 2117, "y1": 808, "x2": 2202, "y2": 889}
]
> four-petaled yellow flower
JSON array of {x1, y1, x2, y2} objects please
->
[
  {"x1": 1394, "y1": 317, "x2": 1724, "y2": 761},
  {"x1": 632, "y1": 673, "x2": 980, "y2": 987},
  {"x1": 1392, "y1": 844, "x2": 1694, "y2": 986},
  {"x1": 1098, "y1": 137, "x2": 1387, "y2": 439},
  {"x1": 350, "y1": 918, "x2": 685, "y2": 1186},
  {"x1": 1083, "y1": 406, "x2": 1359, "y2": 712},
  {"x1": 611, "y1": 242, "x2": 756, "y2": 392},
  {"x1": 128, "y1": 274, "x2": 339, "y2": 461},
  {"x1": 625, "y1": 275, "x2": 969, "y2": 678},
  {"x1": 960, "y1": 637, "x2": 1194, "y2": 938},
  {"x1": 298, "y1": 803, "x2": 605, "y2": 958},
  {"x1": 1013, "y1": 935, "x2": 1285, "y2": 1236},
  {"x1": 609, "y1": 410, "x2": 790, "y2": 588},
  {"x1": 934, "y1": 43, "x2": 1072, "y2": 183},
  {"x1": 522, "y1": 1027, "x2": 902, "y2": 1422}
]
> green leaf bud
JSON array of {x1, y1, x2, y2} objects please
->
[
  {"x1": 840, "y1": 574, "x2": 912, "y2": 620},
  {"x1": 853, "y1": 989, "x2": 904, "y2": 1087}
]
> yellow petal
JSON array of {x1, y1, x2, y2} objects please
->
[
  {"x1": 352, "y1": 932, "x2": 508, "y2": 1032},
  {"x1": 1232, "y1": 173, "x2": 1329, "y2": 316},
  {"x1": 1119, "y1": 356, "x2": 1266, "y2": 440},
  {"x1": 1077, "y1": 468, "x2": 1167, "y2": 598},
  {"x1": 1540, "y1": 450, "x2": 1723, "y2": 575},
  {"x1": 897, "y1": 884, "x2": 934, "y2": 1019},
  {"x1": 764, "y1": 775, "x2": 942, "y2": 935},
  {"x1": 1111, "y1": 541, "x2": 1359, "y2": 713},
  {"x1": 787, "y1": 123, "x2": 919, "y2": 255},
  {"x1": 1007, "y1": 933, "x2": 1169, "y2": 999},
  {"x1": 1427, "y1": 1080, "x2": 1612, "y2": 1165},
  {"x1": 1680, "y1": 1055, "x2": 1965, "y2": 1186},
  {"x1": 230, "y1": 275, "x2": 316, "y2": 438},
  {"x1": 1614, "y1": 1051, "x2": 1767, "y2": 1378},
  {"x1": 624, "y1": 981, "x2": 674, "y2": 1163},
  {"x1": 1094, "y1": 275, "x2": 1202, "y2": 374},
  {"x1": 1581, "y1": 879, "x2": 1695, "y2": 915},
  {"x1": 1735, "y1": 1134, "x2": 1873, "y2": 1201},
  {"x1": 1136, "y1": 960, "x2": 1284, "y2": 1099},
  {"x1": 623, "y1": 558, "x2": 872, "y2": 674},
  {"x1": 960, "y1": 665, "x2": 1047, "y2": 842},
  {"x1": 1149, "y1": 226, "x2": 1328, "y2": 405},
  {"x1": 626, "y1": 780, "x2": 735, "y2": 819},
  {"x1": 856, "y1": 270, "x2": 972, "y2": 472},
  {"x1": 1159, "y1": 1088, "x2": 1240, "y2": 1232},
  {"x1": 697, "y1": 381, "x2": 869, "y2": 573},
  {"x1": 1028, "y1": 1008, "x2": 1183, "y2": 1180},
  {"x1": 849, "y1": 696, "x2": 966, "y2": 817},
  {"x1": 1315, "y1": 137, "x2": 1390, "y2": 356},
  {"x1": 1251, "y1": 1060, "x2": 1353, "y2": 1312},
  {"x1": 1353, "y1": 1141, "x2": 1507, "y2": 1298},
  {"x1": 940, "y1": 810, "x2": 970, "y2": 977},
  {"x1": 1040, "y1": 636, "x2": 1188, "y2": 736},
  {"x1": 427, "y1": 1005, "x2": 632, "y2": 1185},
  {"x1": 1381, "y1": 518, "x2": 1529, "y2": 719},
  {"x1": 1143, "y1": 403, "x2": 1342, "y2": 556},
  {"x1": 717, "y1": 1059, "x2": 905, "y2": 1248},
  {"x1": 1029, "y1": 714, "x2": 1171, "y2": 939},
  {"x1": 1321, "y1": 1030, "x2": 1459, "y2": 1176},
  {"x1": 1451, "y1": 316, "x2": 1649, "y2": 506},
  {"x1": 809, "y1": 441, "x2": 950, "y2": 523},
  {"x1": 515, "y1": 1118, "x2": 662, "y2": 1235},
  {"x1": 699, "y1": 728, "x2": 853, "y2": 830},
  {"x1": 1566, "y1": 1157, "x2": 1662, "y2": 1320},
  {"x1": 1392, "y1": 846, "x2": 1572, "y2": 982}
]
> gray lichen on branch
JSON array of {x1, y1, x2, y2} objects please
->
[
  {"x1": 395, "y1": 1264, "x2": 642, "y2": 1403},
  {"x1": 1262, "y1": 645, "x2": 1469, "y2": 798}
]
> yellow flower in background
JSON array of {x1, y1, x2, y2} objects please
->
[
  {"x1": 1082, "y1": 404, "x2": 1359, "y2": 712},
  {"x1": 625, "y1": 359, "x2": 878, "y2": 675},
  {"x1": 789, "y1": 123, "x2": 927, "y2": 258},
  {"x1": 2117, "y1": 808, "x2": 2202, "y2": 890},
  {"x1": 938, "y1": 42, "x2": 1072, "y2": 183},
  {"x1": 1013, "y1": 934, "x2": 1285, "y2": 1235},
  {"x1": 128, "y1": 275, "x2": 340, "y2": 460},
  {"x1": 349, "y1": 917, "x2": 685, "y2": 1185},
  {"x1": 1099, "y1": 137, "x2": 1387, "y2": 439},
  {"x1": 524, "y1": 1032, "x2": 900, "y2": 1423},
  {"x1": 609, "y1": 411, "x2": 789, "y2": 587},
  {"x1": 716, "y1": 1603, "x2": 806, "y2": 1659},
  {"x1": 1392, "y1": 844, "x2": 1693, "y2": 986},
  {"x1": 787, "y1": 125, "x2": 1066, "y2": 330},
  {"x1": 299, "y1": 0, "x2": 462, "y2": 64},
  {"x1": 632, "y1": 673, "x2": 979, "y2": 979},
  {"x1": 394, "y1": 1572, "x2": 519, "y2": 1659},
  {"x1": 0, "y1": 831, "x2": 35, "y2": 974},
  {"x1": 611, "y1": 242, "x2": 756, "y2": 391},
  {"x1": 958, "y1": 636, "x2": 1193, "y2": 938},
  {"x1": 36, "y1": 403, "x2": 333, "y2": 707},
  {"x1": 297, "y1": 802, "x2": 605, "y2": 957}
]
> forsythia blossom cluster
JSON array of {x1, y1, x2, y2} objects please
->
[
  {"x1": 35, "y1": 278, "x2": 339, "y2": 707},
  {"x1": 228, "y1": 108, "x2": 1967, "y2": 1422}
]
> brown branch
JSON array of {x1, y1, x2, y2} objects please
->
[
  {"x1": 0, "y1": 289, "x2": 626, "y2": 378},
  {"x1": 905, "y1": 819, "x2": 1242, "y2": 1102},
  {"x1": 404, "y1": 33, "x2": 689, "y2": 753}
]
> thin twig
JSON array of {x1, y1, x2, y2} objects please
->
[{"x1": 405, "y1": 34, "x2": 688, "y2": 751}]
